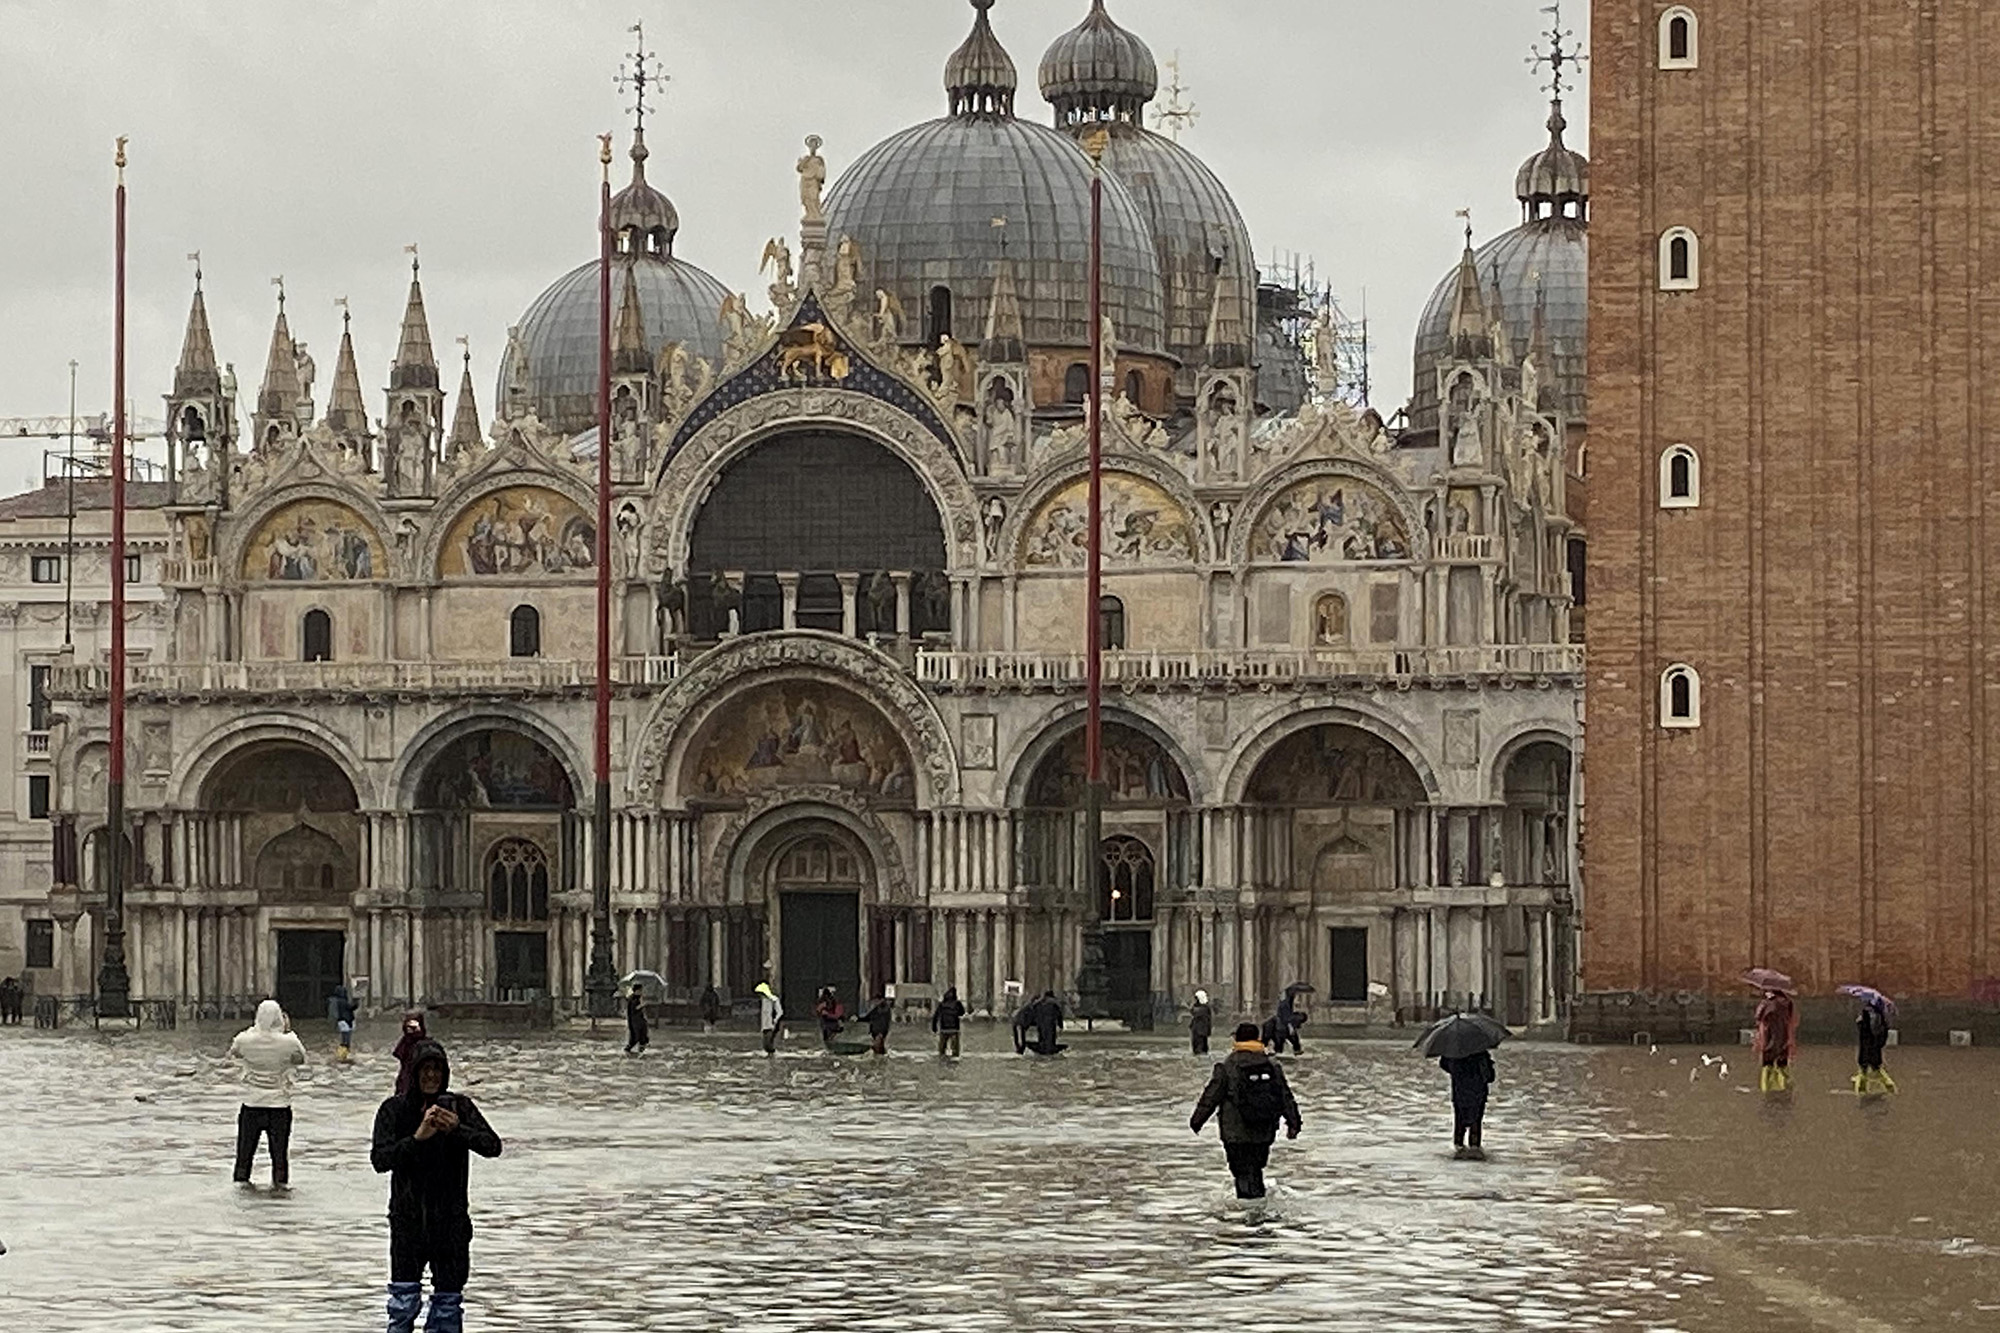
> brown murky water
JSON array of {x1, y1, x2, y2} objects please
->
[{"x1": 0, "y1": 1024, "x2": 1994, "y2": 1331}]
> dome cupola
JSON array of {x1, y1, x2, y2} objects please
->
[
  {"x1": 1039, "y1": 0, "x2": 1159, "y2": 128},
  {"x1": 610, "y1": 128, "x2": 681, "y2": 258},
  {"x1": 1514, "y1": 99, "x2": 1589, "y2": 222},
  {"x1": 946, "y1": 0, "x2": 1018, "y2": 118}
]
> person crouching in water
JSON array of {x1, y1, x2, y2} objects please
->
[
  {"x1": 371, "y1": 1040, "x2": 501, "y2": 1333},
  {"x1": 857, "y1": 995, "x2": 894, "y2": 1056},
  {"x1": 228, "y1": 998, "x2": 307, "y2": 1187},
  {"x1": 625, "y1": 986, "x2": 650, "y2": 1055},
  {"x1": 1439, "y1": 1050, "x2": 1496, "y2": 1160},
  {"x1": 813, "y1": 986, "x2": 846, "y2": 1048},
  {"x1": 1754, "y1": 986, "x2": 1799, "y2": 1092},
  {"x1": 756, "y1": 982, "x2": 784, "y2": 1056},
  {"x1": 1190, "y1": 1022, "x2": 1302, "y2": 1200},
  {"x1": 1854, "y1": 994, "x2": 1896, "y2": 1094}
]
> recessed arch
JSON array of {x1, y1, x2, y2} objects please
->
[
  {"x1": 173, "y1": 717, "x2": 373, "y2": 811},
  {"x1": 1221, "y1": 705, "x2": 1441, "y2": 805},
  {"x1": 238, "y1": 497, "x2": 386, "y2": 583},
  {"x1": 1229, "y1": 458, "x2": 1428, "y2": 567},
  {"x1": 437, "y1": 484, "x2": 597, "y2": 579},
  {"x1": 392, "y1": 705, "x2": 588, "y2": 811},
  {"x1": 1003, "y1": 702, "x2": 1207, "y2": 809},
  {"x1": 682, "y1": 678, "x2": 918, "y2": 806}
]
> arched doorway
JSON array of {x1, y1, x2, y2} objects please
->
[
  {"x1": 682, "y1": 431, "x2": 950, "y2": 641},
  {"x1": 203, "y1": 741, "x2": 362, "y2": 1016},
  {"x1": 1498, "y1": 739, "x2": 1573, "y2": 1027},
  {"x1": 766, "y1": 824, "x2": 868, "y2": 1021},
  {"x1": 1022, "y1": 719, "x2": 1191, "y2": 1027},
  {"x1": 1245, "y1": 723, "x2": 1426, "y2": 1012},
  {"x1": 411, "y1": 728, "x2": 576, "y2": 999}
]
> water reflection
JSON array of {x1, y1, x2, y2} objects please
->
[{"x1": 0, "y1": 1025, "x2": 1994, "y2": 1331}]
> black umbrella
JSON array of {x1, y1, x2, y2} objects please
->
[{"x1": 1413, "y1": 1012, "x2": 1510, "y2": 1060}]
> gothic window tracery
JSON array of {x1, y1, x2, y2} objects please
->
[{"x1": 486, "y1": 838, "x2": 551, "y2": 923}]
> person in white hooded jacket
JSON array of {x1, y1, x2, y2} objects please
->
[{"x1": 228, "y1": 999, "x2": 308, "y2": 1186}]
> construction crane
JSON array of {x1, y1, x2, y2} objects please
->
[{"x1": 0, "y1": 411, "x2": 169, "y2": 485}]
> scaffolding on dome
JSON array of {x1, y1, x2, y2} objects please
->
[{"x1": 1258, "y1": 251, "x2": 1371, "y2": 410}]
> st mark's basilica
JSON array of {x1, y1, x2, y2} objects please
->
[{"x1": 36, "y1": 0, "x2": 1586, "y2": 1030}]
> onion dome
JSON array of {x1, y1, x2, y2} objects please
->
[
  {"x1": 500, "y1": 127, "x2": 729, "y2": 434},
  {"x1": 1412, "y1": 98, "x2": 1589, "y2": 425},
  {"x1": 824, "y1": 0, "x2": 1165, "y2": 355},
  {"x1": 946, "y1": 0, "x2": 1017, "y2": 118},
  {"x1": 1039, "y1": 0, "x2": 1158, "y2": 127}
]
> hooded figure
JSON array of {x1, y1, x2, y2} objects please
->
[
  {"x1": 931, "y1": 986, "x2": 966, "y2": 1058},
  {"x1": 392, "y1": 1012, "x2": 429, "y2": 1097},
  {"x1": 228, "y1": 998, "x2": 308, "y2": 1186},
  {"x1": 1191, "y1": 1022, "x2": 1303, "y2": 1199},
  {"x1": 756, "y1": 983, "x2": 784, "y2": 1056},
  {"x1": 1854, "y1": 996, "x2": 1896, "y2": 1095},
  {"x1": 330, "y1": 983, "x2": 358, "y2": 1061},
  {"x1": 1272, "y1": 985, "x2": 1308, "y2": 1055},
  {"x1": 1189, "y1": 989, "x2": 1214, "y2": 1056},
  {"x1": 699, "y1": 985, "x2": 722, "y2": 1033},
  {"x1": 858, "y1": 996, "x2": 894, "y2": 1056},
  {"x1": 1440, "y1": 1051, "x2": 1497, "y2": 1159},
  {"x1": 625, "y1": 987, "x2": 650, "y2": 1055},
  {"x1": 1027, "y1": 991, "x2": 1063, "y2": 1056},
  {"x1": 371, "y1": 1040, "x2": 502, "y2": 1333},
  {"x1": 0, "y1": 975, "x2": 22, "y2": 1024},
  {"x1": 1753, "y1": 988, "x2": 1799, "y2": 1093}
]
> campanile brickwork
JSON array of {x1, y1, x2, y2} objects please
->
[{"x1": 1587, "y1": 0, "x2": 2000, "y2": 998}]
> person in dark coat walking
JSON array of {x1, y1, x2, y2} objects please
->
[
  {"x1": 858, "y1": 996, "x2": 894, "y2": 1056},
  {"x1": 1853, "y1": 995, "x2": 1896, "y2": 1094},
  {"x1": 329, "y1": 982, "x2": 358, "y2": 1062},
  {"x1": 931, "y1": 986, "x2": 966, "y2": 1058},
  {"x1": 391, "y1": 1012, "x2": 429, "y2": 1098},
  {"x1": 624, "y1": 988, "x2": 650, "y2": 1055},
  {"x1": 1439, "y1": 1050, "x2": 1496, "y2": 1160},
  {"x1": 0, "y1": 976, "x2": 22, "y2": 1025},
  {"x1": 699, "y1": 985, "x2": 722, "y2": 1034},
  {"x1": 371, "y1": 1040, "x2": 501, "y2": 1333},
  {"x1": 1271, "y1": 985, "x2": 1308, "y2": 1055},
  {"x1": 1028, "y1": 991, "x2": 1063, "y2": 1055},
  {"x1": 1191, "y1": 1022, "x2": 1303, "y2": 1199},
  {"x1": 1188, "y1": 989, "x2": 1213, "y2": 1056}
]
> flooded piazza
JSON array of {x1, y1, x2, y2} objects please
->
[{"x1": 2, "y1": 1024, "x2": 1996, "y2": 1332}]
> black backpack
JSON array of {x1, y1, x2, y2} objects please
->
[{"x1": 1229, "y1": 1059, "x2": 1287, "y2": 1131}]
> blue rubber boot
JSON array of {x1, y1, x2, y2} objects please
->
[
  {"x1": 386, "y1": 1282, "x2": 423, "y2": 1333},
  {"x1": 425, "y1": 1290, "x2": 464, "y2": 1333}
]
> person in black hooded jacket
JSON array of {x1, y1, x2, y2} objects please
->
[
  {"x1": 371, "y1": 1040, "x2": 502, "y2": 1333},
  {"x1": 1191, "y1": 1022, "x2": 1303, "y2": 1200}
]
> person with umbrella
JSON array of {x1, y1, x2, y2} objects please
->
[
  {"x1": 1188, "y1": 989, "x2": 1214, "y2": 1056},
  {"x1": 1746, "y1": 968, "x2": 1799, "y2": 1093},
  {"x1": 1841, "y1": 984, "x2": 1897, "y2": 1095},
  {"x1": 624, "y1": 985, "x2": 650, "y2": 1056},
  {"x1": 1190, "y1": 1021, "x2": 1303, "y2": 1200},
  {"x1": 1415, "y1": 1012, "x2": 1507, "y2": 1160}
]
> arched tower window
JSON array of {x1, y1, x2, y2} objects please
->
[
  {"x1": 510, "y1": 604, "x2": 542, "y2": 658},
  {"x1": 1661, "y1": 663, "x2": 1702, "y2": 729},
  {"x1": 1660, "y1": 228, "x2": 1701, "y2": 290},
  {"x1": 1063, "y1": 362, "x2": 1092, "y2": 405},
  {"x1": 1098, "y1": 835, "x2": 1156, "y2": 923},
  {"x1": 302, "y1": 609, "x2": 332, "y2": 662},
  {"x1": 1659, "y1": 8, "x2": 1699, "y2": 68},
  {"x1": 1660, "y1": 445, "x2": 1701, "y2": 508},
  {"x1": 1124, "y1": 369, "x2": 1144, "y2": 405},
  {"x1": 487, "y1": 838, "x2": 551, "y2": 923},
  {"x1": 1098, "y1": 594, "x2": 1127, "y2": 650},
  {"x1": 925, "y1": 286, "x2": 953, "y2": 344}
]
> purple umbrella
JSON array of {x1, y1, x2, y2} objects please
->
[
  {"x1": 1741, "y1": 967, "x2": 1795, "y2": 993},
  {"x1": 1838, "y1": 984, "x2": 1895, "y2": 1015}
]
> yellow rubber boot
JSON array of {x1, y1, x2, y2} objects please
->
[
  {"x1": 1759, "y1": 1066, "x2": 1773, "y2": 1093},
  {"x1": 1852, "y1": 1068, "x2": 1868, "y2": 1093},
  {"x1": 1878, "y1": 1069, "x2": 1897, "y2": 1094}
]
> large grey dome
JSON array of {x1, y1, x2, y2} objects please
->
[
  {"x1": 502, "y1": 253, "x2": 729, "y2": 435},
  {"x1": 1095, "y1": 125, "x2": 1255, "y2": 376},
  {"x1": 1412, "y1": 219, "x2": 1588, "y2": 424},
  {"x1": 824, "y1": 2, "x2": 1166, "y2": 356}
]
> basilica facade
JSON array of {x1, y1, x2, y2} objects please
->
[{"x1": 36, "y1": 0, "x2": 1585, "y2": 1031}]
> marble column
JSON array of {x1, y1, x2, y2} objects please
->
[{"x1": 777, "y1": 573, "x2": 801, "y2": 630}]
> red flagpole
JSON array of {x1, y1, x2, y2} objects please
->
[
  {"x1": 100, "y1": 137, "x2": 131, "y2": 1017},
  {"x1": 1085, "y1": 139, "x2": 1105, "y2": 802},
  {"x1": 585, "y1": 135, "x2": 619, "y2": 1017}
]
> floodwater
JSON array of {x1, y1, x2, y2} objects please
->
[{"x1": 0, "y1": 1023, "x2": 1995, "y2": 1333}]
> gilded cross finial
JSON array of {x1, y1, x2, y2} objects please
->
[
  {"x1": 404, "y1": 242, "x2": 420, "y2": 275},
  {"x1": 615, "y1": 21, "x2": 670, "y2": 133},
  {"x1": 1151, "y1": 52, "x2": 1200, "y2": 142},
  {"x1": 271, "y1": 274, "x2": 286, "y2": 310},
  {"x1": 1527, "y1": 4, "x2": 1587, "y2": 102},
  {"x1": 1455, "y1": 207, "x2": 1474, "y2": 248},
  {"x1": 334, "y1": 295, "x2": 350, "y2": 331},
  {"x1": 114, "y1": 135, "x2": 128, "y2": 182},
  {"x1": 186, "y1": 250, "x2": 202, "y2": 287},
  {"x1": 456, "y1": 334, "x2": 471, "y2": 368}
]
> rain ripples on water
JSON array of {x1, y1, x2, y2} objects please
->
[{"x1": 1, "y1": 1026, "x2": 1995, "y2": 1331}]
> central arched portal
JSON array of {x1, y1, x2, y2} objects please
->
[{"x1": 761, "y1": 822, "x2": 869, "y2": 1023}]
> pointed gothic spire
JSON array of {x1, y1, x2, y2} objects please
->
[
  {"x1": 174, "y1": 267, "x2": 220, "y2": 397},
  {"x1": 390, "y1": 252, "x2": 439, "y2": 391},
  {"x1": 1203, "y1": 249, "x2": 1250, "y2": 369},
  {"x1": 323, "y1": 306, "x2": 369, "y2": 436},
  {"x1": 983, "y1": 237, "x2": 1026, "y2": 361},
  {"x1": 256, "y1": 284, "x2": 301, "y2": 428},
  {"x1": 613, "y1": 269, "x2": 650, "y2": 374},
  {"x1": 448, "y1": 342, "x2": 483, "y2": 456},
  {"x1": 1486, "y1": 268, "x2": 1513, "y2": 364},
  {"x1": 1444, "y1": 226, "x2": 1489, "y2": 345}
]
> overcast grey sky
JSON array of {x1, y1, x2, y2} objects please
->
[{"x1": 0, "y1": 0, "x2": 1588, "y2": 486}]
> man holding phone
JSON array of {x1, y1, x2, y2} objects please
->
[{"x1": 370, "y1": 1039, "x2": 502, "y2": 1333}]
